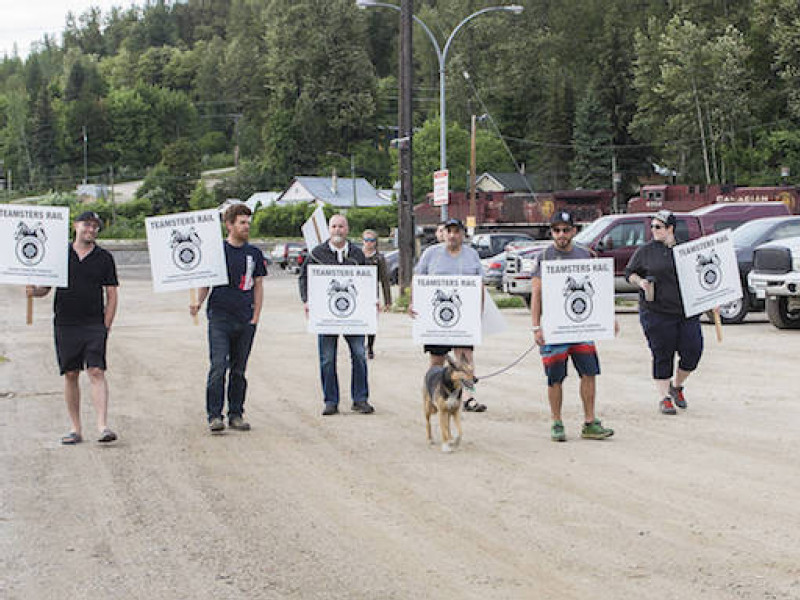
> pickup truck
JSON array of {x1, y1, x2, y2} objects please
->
[
  {"x1": 747, "y1": 236, "x2": 800, "y2": 329},
  {"x1": 503, "y1": 203, "x2": 789, "y2": 308}
]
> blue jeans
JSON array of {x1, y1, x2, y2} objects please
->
[
  {"x1": 317, "y1": 334, "x2": 369, "y2": 406},
  {"x1": 207, "y1": 319, "x2": 257, "y2": 421}
]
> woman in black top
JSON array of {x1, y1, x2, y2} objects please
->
[
  {"x1": 625, "y1": 210, "x2": 703, "y2": 415},
  {"x1": 361, "y1": 229, "x2": 392, "y2": 359}
]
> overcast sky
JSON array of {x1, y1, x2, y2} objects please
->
[{"x1": 0, "y1": 1, "x2": 136, "y2": 58}]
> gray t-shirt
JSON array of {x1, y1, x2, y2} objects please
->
[
  {"x1": 531, "y1": 243, "x2": 592, "y2": 278},
  {"x1": 415, "y1": 244, "x2": 484, "y2": 276}
]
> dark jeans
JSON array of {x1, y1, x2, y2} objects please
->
[
  {"x1": 318, "y1": 334, "x2": 368, "y2": 407},
  {"x1": 207, "y1": 319, "x2": 257, "y2": 421}
]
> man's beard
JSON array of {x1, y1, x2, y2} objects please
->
[{"x1": 331, "y1": 234, "x2": 345, "y2": 245}]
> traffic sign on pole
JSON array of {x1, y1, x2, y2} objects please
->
[{"x1": 433, "y1": 169, "x2": 449, "y2": 206}]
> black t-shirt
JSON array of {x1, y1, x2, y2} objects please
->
[
  {"x1": 625, "y1": 240, "x2": 684, "y2": 315},
  {"x1": 54, "y1": 244, "x2": 119, "y2": 326},
  {"x1": 208, "y1": 241, "x2": 267, "y2": 323}
]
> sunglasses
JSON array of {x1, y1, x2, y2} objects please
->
[
  {"x1": 363, "y1": 237, "x2": 377, "y2": 242},
  {"x1": 551, "y1": 226, "x2": 572, "y2": 233},
  {"x1": 650, "y1": 223, "x2": 665, "y2": 230}
]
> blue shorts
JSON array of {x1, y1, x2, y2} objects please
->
[{"x1": 540, "y1": 342, "x2": 600, "y2": 386}]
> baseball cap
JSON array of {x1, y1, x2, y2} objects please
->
[
  {"x1": 652, "y1": 209, "x2": 676, "y2": 229},
  {"x1": 443, "y1": 218, "x2": 465, "y2": 230},
  {"x1": 75, "y1": 211, "x2": 103, "y2": 230},
  {"x1": 550, "y1": 211, "x2": 575, "y2": 227}
]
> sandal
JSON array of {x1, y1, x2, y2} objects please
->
[
  {"x1": 60, "y1": 432, "x2": 83, "y2": 445},
  {"x1": 464, "y1": 398, "x2": 487, "y2": 412},
  {"x1": 98, "y1": 429, "x2": 118, "y2": 443}
]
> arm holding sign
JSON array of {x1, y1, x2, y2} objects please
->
[
  {"x1": 530, "y1": 275, "x2": 545, "y2": 346},
  {"x1": 189, "y1": 287, "x2": 210, "y2": 317}
]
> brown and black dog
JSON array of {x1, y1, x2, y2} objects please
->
[{"x1": 423, "y1": 355, "x2": 477, "y2": 453}]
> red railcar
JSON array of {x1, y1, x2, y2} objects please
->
[
  {"x1": 415, "y1": 189, "x2": 613, "y2": 235},
  {"x1": 628, "y1": 184, "x2": 800, "y2": 214}
]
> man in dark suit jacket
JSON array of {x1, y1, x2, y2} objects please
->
[{"x1": 299, "y1": 214, "x2": 375, "y2": 416}]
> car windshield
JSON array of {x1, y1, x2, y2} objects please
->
[
  {"x1": 731, "y1": 220, "x2": 773, "y2": 247},
  {"x1": 574, "y1": 216, "x2": 613, "y2": 245}
]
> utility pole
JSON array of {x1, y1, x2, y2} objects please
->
[
  {"x1": 397, "y1": 0, "x2": 415, "y2": 292},
  {"x1": 82, "y1": 126, "x2": 88, "y2": 185},
  {"x1": 612, "y1": 152, "x2": 620, "y2": 214},
  {"x1": 468, "y1": 114, "x2": 477, "y2": 235},
  {"x1": 109, "y1": 165, "x2": 116, "y2": 227},
  {"x1": 351, "y1": 153, "x2": 357, "y2": 208}
]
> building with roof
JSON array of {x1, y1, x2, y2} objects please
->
[
  {"x1": 475, "y1": 172, "x2": 537, "y2": 194},
  {"x1": 278, "y1": 174, "x2": 393, "y2": 209}
]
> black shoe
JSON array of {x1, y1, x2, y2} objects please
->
[
  {"x1": 322, "y1": 404, "x2": 339, "y2": 416},
  {"x1": 209, "y1": 417, "x2": 225, "y2": 432},
  {"x1": 351, "y1": 401, "x2": 375, "y2": 414}
]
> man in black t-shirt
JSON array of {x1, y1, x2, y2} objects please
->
[
  {"x1": 190, "y1": 204, "x2": 266, "y2": 433},
  {"x1": 27, "y1": 211, "x2": 119, "y2": 445}
]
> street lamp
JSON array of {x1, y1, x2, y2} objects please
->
[{"x1": 356, "y1": 1, "x2": 523, "y2": 219}]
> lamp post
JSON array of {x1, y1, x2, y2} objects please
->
[{"x1": 356, "y1": 1, "x2": 523, "y2": 219}]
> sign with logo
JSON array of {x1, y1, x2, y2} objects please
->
[
  {"x1": 541, "y1": 258, "x2": 615, "y2": 344},
  {"x1": 145, "y1": 209, "x2": 228, "y2": 292},
  {"x1": 0, "y1": 204, "x2": 69, "y2": 286},
  {"x1": 308, "y1": 264, "x2": 377, "y2": 334},
  {"x1": 433, "y1": 169, "x2": 449, "y2": 206},
  {"x1": 412, "y1": 275, "x2": 482, "y2": 345},
  {"x1": 673, "y1": 230, "x2": 742, "y2": 317}
]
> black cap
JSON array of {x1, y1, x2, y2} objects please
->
[
  {"x1": 550, "y1": 210, "x2": 575, "y2": 227},
  {"x1": 652, "y1": 209, "x2": 676, "y2": 229},
  {"x1": 75, "y1": 211, "x2": 103, "y2": 230},
  {"x1": 443, "y1": 218, "x2": 465, "y2": 230}
]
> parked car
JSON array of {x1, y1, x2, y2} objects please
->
[
  {"x1": 748, "y1": 236, "x2": 800, "y2": 329},
  {"x1": 716, "y1": 216, "x2": 800, "y2": 323},
  {"x1": 471, "y1": 232, "x2": 534, "y2": 259},
  {"x1": 481, "y1": 252, "x2": 508, "y2": 289},
  {"x1": 271, "y1": 242, "x2": 306, "y2": 269}
]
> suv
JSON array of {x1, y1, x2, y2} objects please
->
[
  {"x1": 748, "y1": 236, "x2": 800, "y2": 329},
  {"x1": 271, "y1": 241, "x2": 306, "y2": 269},
  {"x1": 471, "y1": 233, "x2": 534, "y2": 259},
  {"x1": 718, "y1": 216, "x2": 800, "y2": 323}
]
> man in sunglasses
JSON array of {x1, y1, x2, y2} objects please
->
[{"x1": 530, "y1": 211, "x2": 614, "y2": 442}]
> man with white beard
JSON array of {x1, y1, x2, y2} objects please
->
[{"x1": 299, "y1": 214, "x2": 375, "y2": 416}]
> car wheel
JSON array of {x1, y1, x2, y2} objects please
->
[
  {"x1": 717, "y1": 295, "x2": 749, "y2": 324},
  {"x1": 766, "y1": 296, "x2": 800, "y2": 329}
]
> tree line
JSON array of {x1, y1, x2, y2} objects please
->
[{"x1": 1, "y1": 0, "x2": 798, "y2": 219}]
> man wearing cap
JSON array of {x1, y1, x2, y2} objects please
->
[
  {"x1": 412, "y1": 218, "x2": 486, "y2": 412},
  {"x1": 625, "y1": 209, "x2": 704, "y2": 415},
  {"x1": 530, "y1": 211, "x2": 615, "y2": 441},
  {"x1": 26, "y1": 211, "x2": 119, "y2": 444}
]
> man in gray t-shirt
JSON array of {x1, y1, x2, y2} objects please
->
[
  {"x1": 412, "y1": 218, "x2": 486, "y2": 412},
  {"x1": 531, "y1": 211, "x2": 614, "y2": 442}
]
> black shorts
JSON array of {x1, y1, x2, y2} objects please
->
[
  {"x1": 424, "y1": 345, "x2": 474, "y2": 356},
  {"x1": 55, "y1": 324, "x2": 108, "y2": 375}
]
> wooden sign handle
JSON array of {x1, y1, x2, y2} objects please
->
[
  {"x1": 190, "y1": 288, "x2": 199, "y2": 326},
  {"x1": 713, "y1": 307, "x2": 722, "y2": 343},
  {"x1": 26, "y1": 295, "x2": 33, "y2": 326}
]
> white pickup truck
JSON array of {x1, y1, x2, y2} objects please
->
[{"x1": 748, "y1": 236, "x2": 800, "y2": 329}]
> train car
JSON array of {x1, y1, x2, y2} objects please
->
[{"x1": 628, "y1": 184, "x2": 800, "y2": 214}]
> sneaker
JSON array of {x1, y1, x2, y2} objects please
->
[
  {"x1": 551, "y1": 420, "x2": 566, "y2": 442},
  {"x1": 97, "y1": 428, "x2": 118, "y2": 443},
  {"x1": 351, "y1": 401, "x2": 375, "y2": 414},
  {"x1": 322, "y1": 404, "x2": 339, "y2": 416},
  {"x1": 228, "y1": 415, "x2": 251, "y2": 431},
  {"x1": 209, "y1": 417, "x2": 225, "y2": 432},
  {"x1": 581, "y1": 419, "x2": 614, "y2": 439},
  {"x1": 660, "y1": 397, "x2": 678, "y2": 415},
  {"x1": 669, "y1": 383, "x2": 687, "y2": 409}
]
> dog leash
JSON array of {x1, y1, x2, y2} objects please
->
[{"x1": 475, "y1": 342, "x2": 538, "y2": 381}]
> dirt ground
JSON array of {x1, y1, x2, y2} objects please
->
[{"x1": 2, "y1": 263, "x2": 799, "y2": 600}]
